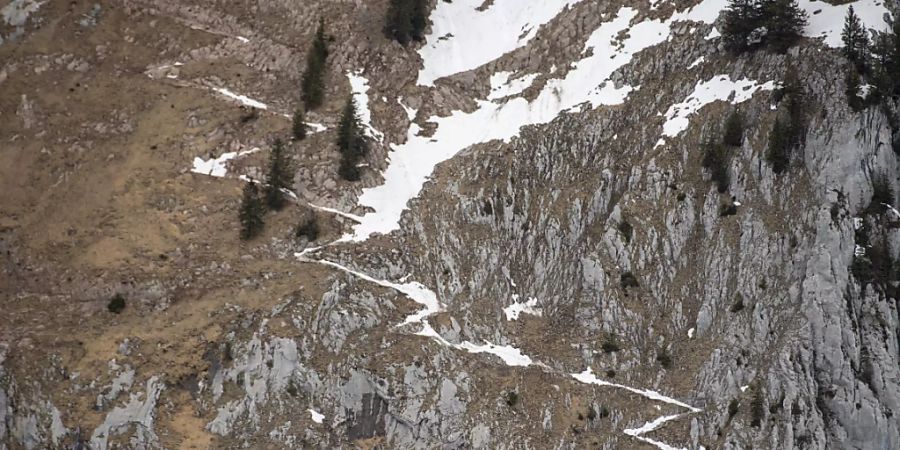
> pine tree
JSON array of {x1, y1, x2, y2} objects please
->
[
  {"x1": 702, "y1": 139, "x2": 731, "y2": 193},
  {"x1": 766, "y1": 117, "x2": 791, "y2": 174},
  {"x1": 761, "y1": 0, "x2": 808, "y2": 54},
  {"x1": 411, "y1": 0, "x2": 428, "y2": 41},
  {"x1": 302, "y1": 19, "x2": 328, "y2": 110},
  {"x1": 845, "y1": 68, "x2": 864, "y2": 111},
  {"x1": 385, "y1": 0, "x2": 428, "y2": 45},
  {"x1": 782, "y1": 68, "x2": 807, "y2": 148},
  {"x1": 842, "y1": 6, "x2": 870, "y2": 74},
  {"x1": 723, "y1": 110, "x2": 744, "y2": 147},
  {"x1": 292, "y1": 108, "x2": 307, "y2": 140},
  {"x1": 722, "y1": 0, "x2": 763, "y2": 53},
  {"x1": 336, "y1": 97, "x2": 368, "y2": 181},
  {"x1": 265, "y1": 138, "x2": 293, "y2": 210},
  {"x1": 239, "y1": 182, "x2": 266, "y2": 240}
]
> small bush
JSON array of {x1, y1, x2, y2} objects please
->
[
  {"x1": 751, "y1": 388, "x2": 765, "y2": 427},
  {"x1": 295, "y1": 216, "x2": 320, "y2": 242},
  {"x1": 586, "y1": 406, "x2": 597, "y2": 421},
  {"x1": 723, "y1": 110, "x2": 744, "y2": 147},
  {"x1": 601, "y1": 333, "x2": 621, "y2": 353},
  {"x1": 107, "y1": 294, "x2": 126, "y2": 314},
  {"x1": 656, "y1": 348, "x2": 673, "y2": 369},
  {"x1": 599, "y1": 405, "x2": 611, "y2": 419},
  {"x1": 620, "y1": 271, "x2": 639, "y2": 290},
  {"x1": 730, "y1": 294, "x2": 745, "y2": 312},
  {"x1": 869, "y1": 172, "x2": 895, "y2": 213},
  {"x1": 728, "y1": 399, "x2": 740, "y2": 418},
  {"x1": 605, "y1": 369, "x2": 616, "y2": 378},
  {"x1": 617, "y1": 220, "x2": 633, "y2": 244},
  {"x1": 702, "y1": 140, "x2": 731, "y2": 193},
  {"x1": 766, "y1": 117, "x2": 792, "y2": 174},
  {"x1": 504, "y1": 391, "x2": 519, "y2": 408},
  {"x1": 720, "y1": 203, "x2": 738, "y2": 217}
]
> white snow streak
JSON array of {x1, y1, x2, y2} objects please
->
[
  {"x1": 191, "y1": 147, "x2": 260, "y2": 178},
  {"x1": 624, "y1": 414, "x2": 690, "y2": 450},
  {"x1": 416, "y1": 323, "x2": 533, "y2": 367},
  {"x1": 660, "y1": 75, "x2": 776, "y2": 142},
  {"x1": 312, "y1": 259, "x2": 442, "y2": 326},
  {"x1": 212, "y1": 87, "x2": 269, "y2": 110},
  {"x1": 347, "y1": 71, "x2": 385, "y2": 142},
  {"x1": 572, "y1": 369, "x2": 701, "y2": 412}
]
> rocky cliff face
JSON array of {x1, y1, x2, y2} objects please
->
[{"x1": 2, "y1": 0, "x2": 899, "y2": 449}]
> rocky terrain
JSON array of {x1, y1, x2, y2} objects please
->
[{"x1": 2, "y1": 0, "x2": 900, "y2": 449}]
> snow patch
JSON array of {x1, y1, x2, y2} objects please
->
[
  {"x1": 572, "y1": 369, "x2": 700, "y2": 412},
  {"x1": 417, "y1": 0, "x2": 586, "y2": 86},
  {"x1": 310, "y1": 259, "x2": 442, "y2": 326},
  {"x1": 503, "y1": 296, "x2": 542, "y2": 320},
  {"x1": 801, "y1": 0, "x2": 892, "y2": 48},
  {"x1": 191, "y1": 147, "x2": 260, "y2": 178},
  {"x1": 308, "y1": 409, "x2": 324, "y2": 424},
  {"x1": 213, "y1": 87, "x2": 268, "y2": 110},
  {"x1": 659, "y1": 75, "x2": 776, "y2": 143},
  {"x1": 488, "y1": 71, "x2": 540, "y2": 100},
  {"x1": 416, "y1": 323, "x2": 533, "y2": 367},
  {"x1": 347, "y1": 71, "x2": 385, "y2": 142},
  {"x1": 687, "y1": 56, "x2": 705, "y2": 69}
]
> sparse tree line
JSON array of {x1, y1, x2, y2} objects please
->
[
  {"x1": 240, "y1": 19, "x2": 371, "y2": 241},
  {"x1": 841, "y1": 6, "x2": 900, "y2": 111},
  {"x1": 721, "y1": 0, "x2": 808, "y2": 54}
]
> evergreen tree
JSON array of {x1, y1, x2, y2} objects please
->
[
  {"x1": 292, "y1": 108, "x2": 307, "y2": 140},
  {"x1": 766, "y1": 117, "x2": 791, "y2": 174},
  {"x1": 782, "y1": 68, "x2": 807, "y2": 148},
  {"x1": 761, "y1": 0, "x2": 808, "y2": 54},
  {"x1": 302, "y1": 19, "x2": 328, "y2": 110},
  {"x1": 870, "y1": 29, "x2": 897, "y2": 98},
  {"x1": 845, "y1": 68, "x2": 865, "y2": 111},
  {"x1": 722, "y1": 0, "x2": 763, "y2": 53},
  {"x1": 336, "y1": 97, "x2": 368, "y2": 181},
  {"x1": 702, "y1": 139, "x2": 731, "y2": 193},
  {"x1": 723, "y1": 110, "x2": 744, "y2": 147},
  {"x1": 842, "y1": 6, "x2": 870, "y2": 73},
  {"x1": 385, "y1": 0, "x2": 429, "y2": 45},
  {"x1": 265, "y1": 138, "x2": 293, "y2": 210},
  {"x1": 239, "y1": 182, "x2": 266, "y2": 240}
]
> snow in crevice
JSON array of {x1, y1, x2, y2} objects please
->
[
  {"x1": 503, "y1": 295, "x2": 542, "y2": 320},
  {"x1": 623, "y1": 413, "x2": 691, "y2": 450},
  {"x1": 658, "y1": 75, "x2": 776, "y2": 145},
  {"x1": 191, "y1": 147, "x2": 260, "y2": 178},
  {"x1": 572, "y1": 369, "x2": 701, "y2": 412},
  {"x1": 307, "y1": 204, "x2": 363, "y2": 223},
  {"x1": 347, "y1": 71, "x2": 385, "y2": 142},
  {"x1": 309, "y1": 259, "x2": 442, "y2": 326},
  {"x1": 416, "y1": 322, "x2": 534, "y2": 367},
  {"x1": 213, "y1": 87, "x2": 269, "y2": 110}
]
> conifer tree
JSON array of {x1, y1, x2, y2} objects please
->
[
  {"x1": 766, "y1": 117, "x2": 791, "y2": 174},
  {"x1": 302, "y1": 19, "x2": 328, "y2": 110},
  {"x1": 385, "y1": 0, "x2": 429, "y2": 45},
  {"x1": 723, "y1": 110, "x2": 744, "y2": 147},
  {"x1": 292, "y1": 108, "x2": 307, "y2": 140},
  {"x1": 761, "y1": 0, "x2": 808, "y2": 54},
  {"x1": 781, "y1": 68, "x2": 807, "y2": 148},
  {"x1": 336, "y1": 97, "x2": 368, "y2": 181},
  {"x1": 239, "y1": 182, "x2": 266, "y2": 240},
  {"x1": 845, "y1": 68, "x2": 864, "y2": 111},
  {"x1": 842, "y1": 6, "x2": 870, "y2": 73},
  {"x1": 265, "y1": 138, "x2": 293, "y2": 210},
  {"x1": 722, "y1": 0, "x2": 762, "y2": 53}
]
